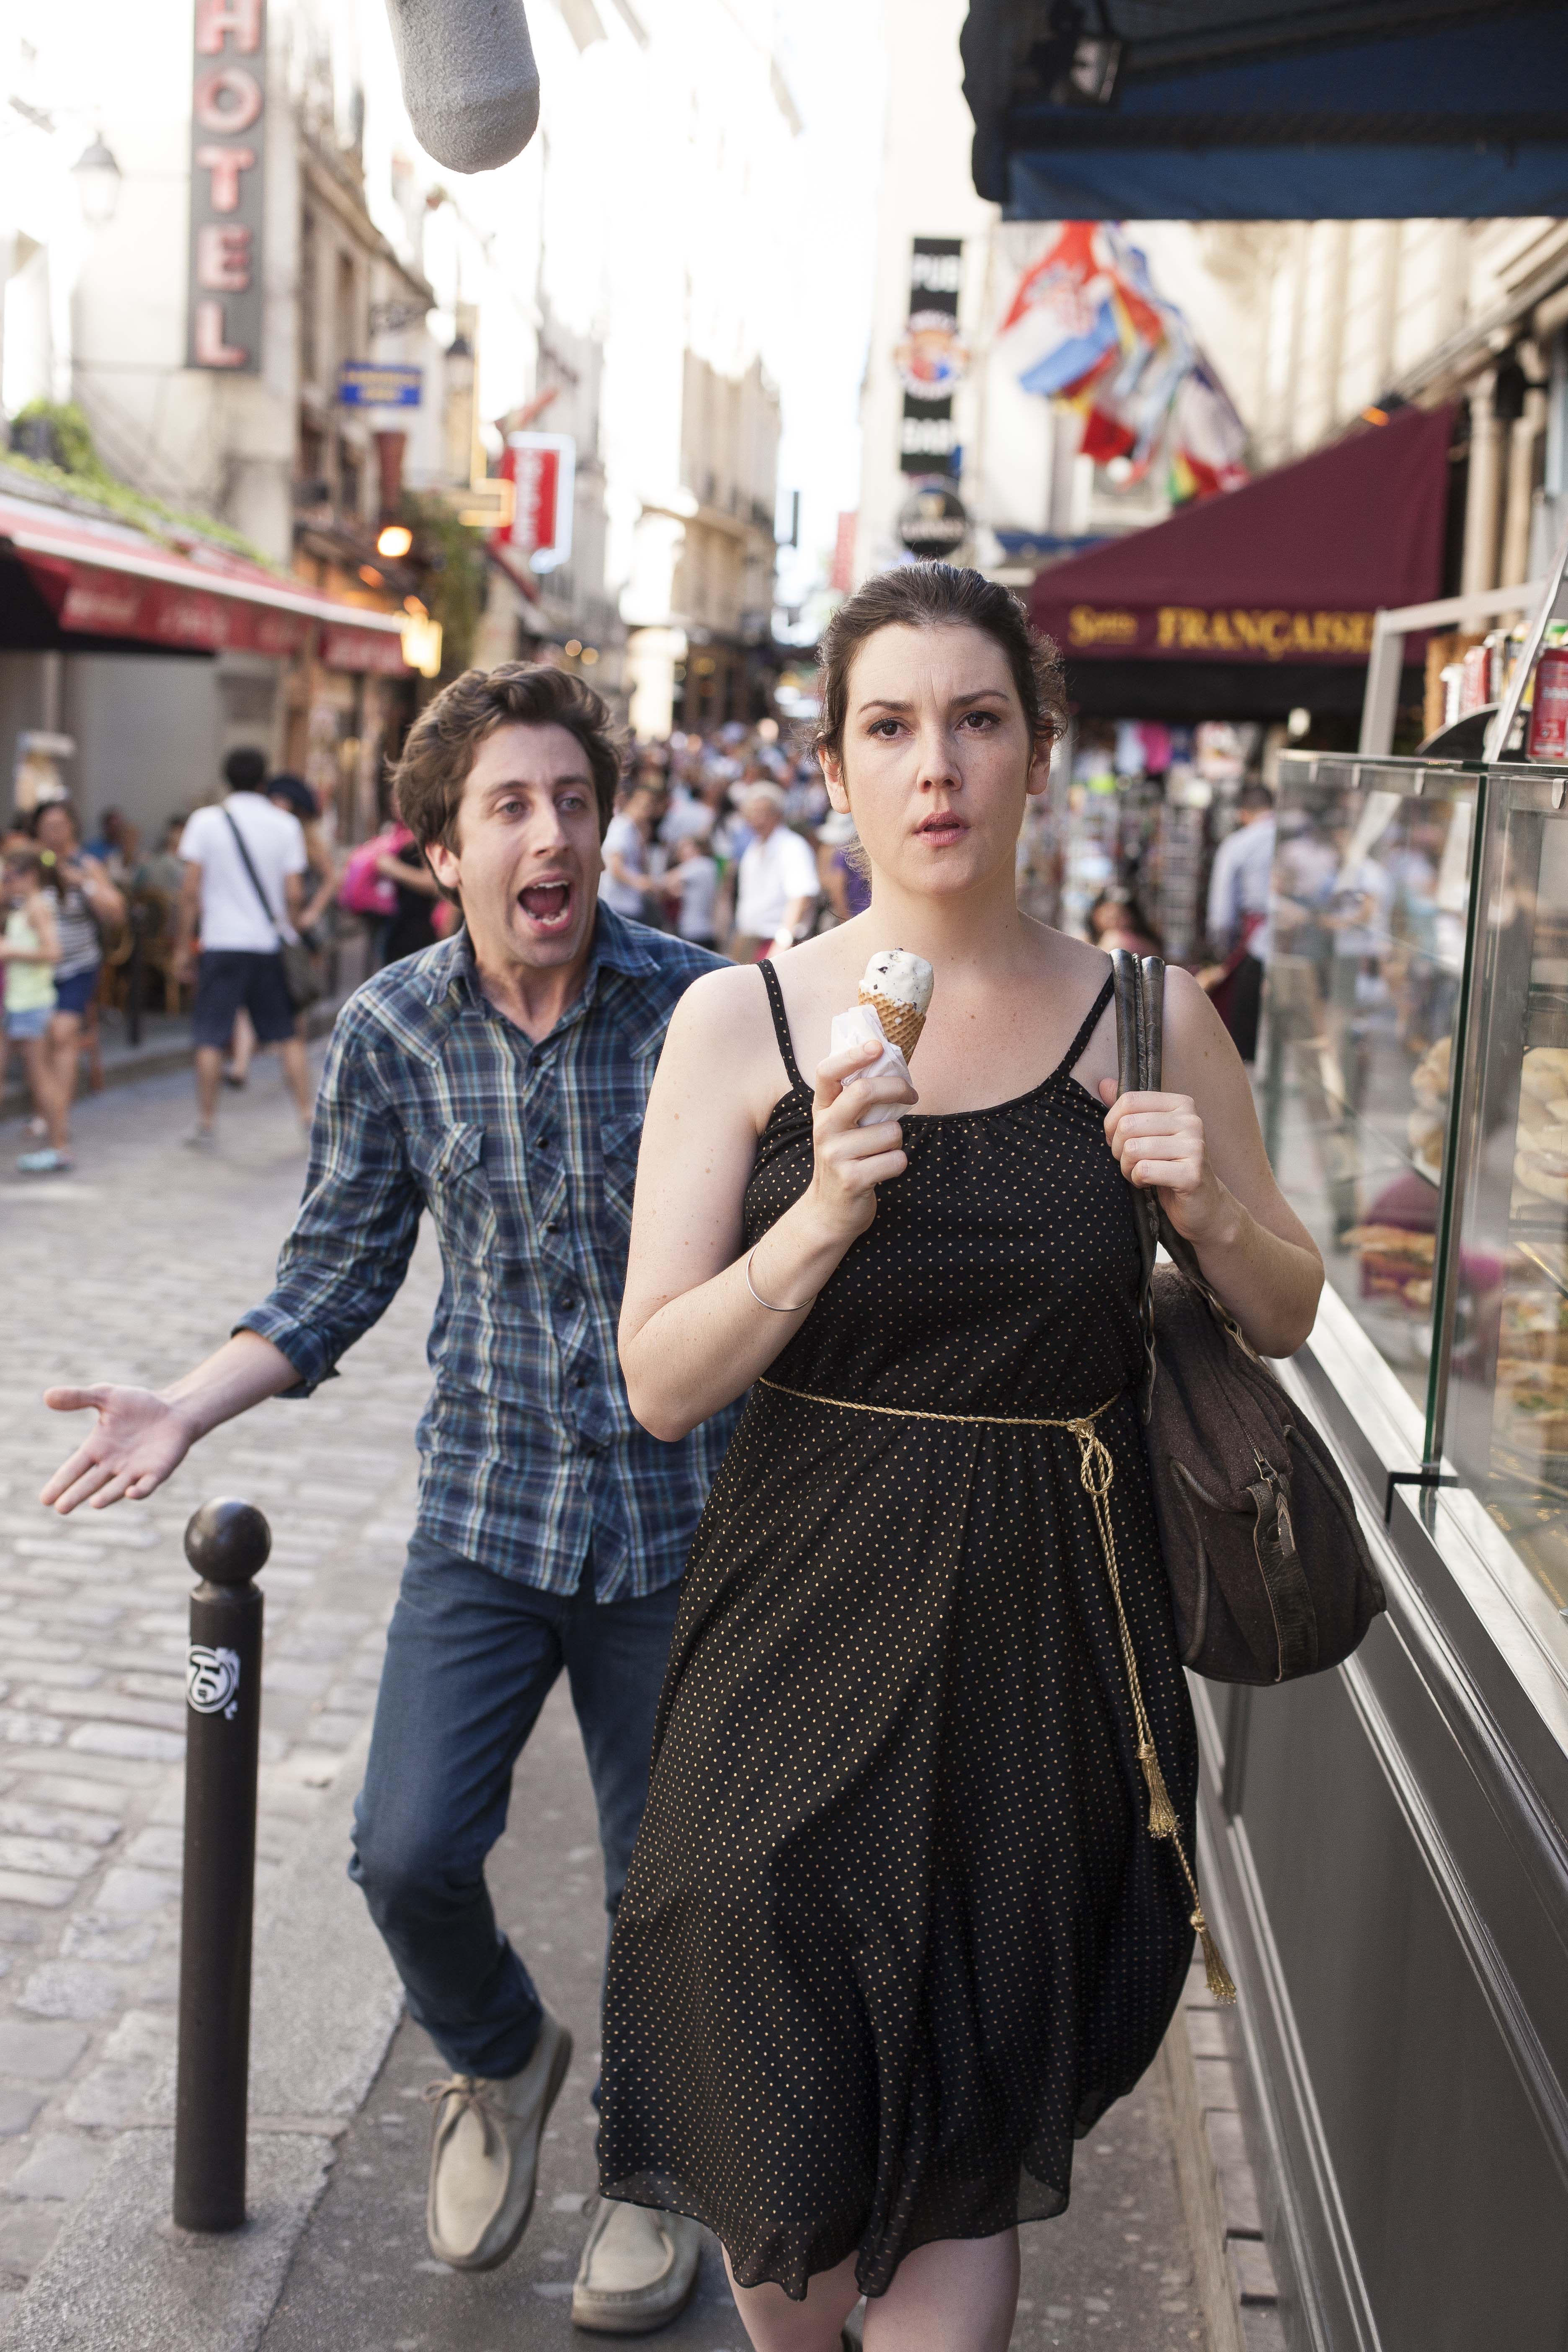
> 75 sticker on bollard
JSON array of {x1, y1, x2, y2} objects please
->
[{"x1": 187, "y1": 1644, "x2": 242, "y2": 1719}]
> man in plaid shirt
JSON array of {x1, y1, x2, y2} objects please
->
[{"x1": 39, "y1": 666, "x2": 740, "y2": 2330}]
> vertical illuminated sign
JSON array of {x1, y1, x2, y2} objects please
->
[
  {"x1": 188, "y1": 0, "x2": 266, "y2": 372},
  {"x1": 499, "y1": 433, "x2": 577, "y2": 572},
  {"x1": 899, "y1": 238, "x2": 964, "y2": 479}
]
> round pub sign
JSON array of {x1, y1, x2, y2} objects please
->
[{"x1": 898, "y1": 484, "x2": 967, "y2": 561}]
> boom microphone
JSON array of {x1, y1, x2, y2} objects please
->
[{"x1": 383, "y1": 0, "x2": 540, "y2": 173}]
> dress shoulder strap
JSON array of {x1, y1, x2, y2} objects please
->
[
  {"x1": 758, "y1": 960, "x2": 807, "y2": 1094},
  {"x1": 1056, "y1": 965, "x2": 1116, "y2": 1078}
]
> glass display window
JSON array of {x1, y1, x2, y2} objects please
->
[
  {"x1": 1442, "y1": 766, "x2": 1568, "y2": 1622},
  {"x1": 1264, "y1": 755, "x2": 1478, "y2": 1411}
]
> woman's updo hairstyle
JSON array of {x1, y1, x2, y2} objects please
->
[{"x1": 811, "y1": 562, "x2": 1067, "y2": 773}]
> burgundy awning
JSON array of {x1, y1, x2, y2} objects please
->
[
  {"x1": 1029, "y1": 402, "x2": 1456, "y2": 720},
  {"x1": 321, "y1": 622, "x2": 414, "y2": 676},
  {"x1": 0, "y1": 486, "x2": 411, "y2": 670}
]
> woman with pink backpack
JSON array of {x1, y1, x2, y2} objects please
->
[{"x1": 338, "y1": 820, "x2": 451, "y2": 966}]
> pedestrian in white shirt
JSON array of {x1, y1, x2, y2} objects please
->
[
  {"x1": 729, "y1": 785, "x2": 819, "y2": 962},
  {"x1": 660, "y1": 780, "x2": 715, "y2": 850},
  {"x1": 174, "y1": 747, "x2": 313, "y2": 1148},
  {"x1": 665, "y1": 835, "x2": 720, "y2": 950},
  {"x1": 598, "y1": 782, "x2": 665, "y2": 922}
]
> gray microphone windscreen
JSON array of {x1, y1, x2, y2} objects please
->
[{"x1": 384, "y1": 0, "x2": 541, "y2": 174}]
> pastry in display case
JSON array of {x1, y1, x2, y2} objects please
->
[
  {"x1": 1512, "y1": 1047, "x2": 1568, "y2": 1206},
  {"x1": 1407, "y1": 1034, "x2": 1449, "y2": 1184}
]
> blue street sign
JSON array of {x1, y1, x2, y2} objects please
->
[{"x1": 338, "y1": 361, "x2": 423, "y2": 408}]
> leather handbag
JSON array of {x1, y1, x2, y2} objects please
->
[
  {"x1": 222, "y1": 807, "x2": 324, "y2": 1012},
  {"x1": 1109, "y1": 949, "x2": 1385, "y2": 1685}
]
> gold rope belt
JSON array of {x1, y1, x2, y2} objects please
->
[{"x1": 756, "y1": 1375, "x2": 1235, "y2": 2002}]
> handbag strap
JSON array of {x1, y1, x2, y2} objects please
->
[
  {"x1": 221, "y1": 804, "x2": 286, "y2": 948},
  {"x1": 1110, "y1": 949, "x2": 1163, "y2": 1418},
  {"x1": 1110, "y1": 951, "x2": 1259, "y2": 1422}
]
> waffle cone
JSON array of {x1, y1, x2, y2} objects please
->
[{"x1": 859, "y1": 988, "x2": 926, "y2": 1060}]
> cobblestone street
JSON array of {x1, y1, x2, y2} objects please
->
[{"x1": 0, "y1": 1055, "x2": 440, "y2": 2326}]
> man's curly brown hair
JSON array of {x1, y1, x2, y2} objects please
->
[{"x1": 392, "y1": 664, "x2": 625, "y2": 861}]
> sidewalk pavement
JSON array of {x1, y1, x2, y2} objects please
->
[
  {"x1": 0, "y1": 1005, "x2": 192, "y2": 1125},
  {"x1": 0, "y1": 1052, "x2": 441, "y2": 2336},
  {"x1": 253, "y1": 1671, "x2": 1217, "y2": 2352},
  {"x1": 0, "y1": 987, "x2": 352, "y2": 1131}
]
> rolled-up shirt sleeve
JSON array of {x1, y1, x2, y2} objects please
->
[{"x1": 236, "y1": 1008, "x2": 423, "y2": 1394}]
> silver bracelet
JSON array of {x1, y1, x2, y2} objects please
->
[{"x1": 745, "y1": 1244, "x2": 816, "y2": 1314}]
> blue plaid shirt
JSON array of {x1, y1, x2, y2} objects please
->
[{"x1": 240, "y1": 907, "x2": 740, "y2": 1600}]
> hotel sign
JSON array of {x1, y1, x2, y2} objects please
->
[{"x1": 187, "y1": 0, "x2": 266, "y2": 373}]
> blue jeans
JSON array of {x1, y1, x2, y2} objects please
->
[{"x1": 349, "y1": 1532, "x2": 681, "y2": 2080}]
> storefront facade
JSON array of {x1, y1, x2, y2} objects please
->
[{"x1": 0, "y1": 469, "x2": 411, "y2": 837}]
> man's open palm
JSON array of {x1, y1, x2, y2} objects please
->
[{"x1": 40, "y1": 1387, "x2": 195, "y2": 1515}]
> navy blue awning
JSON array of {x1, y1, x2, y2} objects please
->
[{"x1": 962, "y1": 1, "x2": 1568, "y2": 221}]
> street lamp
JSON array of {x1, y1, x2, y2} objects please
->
[
  {"x1": 443, "y1": 329, "x2": 477, "y2": 494},
  {"x1": 445, "y1": 330, "x2": 474, "y2": 395},
  {"x1": 72, "y1": 134, "x2": 122, "y2": 230}
]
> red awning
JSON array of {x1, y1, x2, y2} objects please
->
[
  {"x1": 321, "y1": 622, "x2": 415, "y2": 676},
  {"x1": 1029, "y1": 402, "x2": 1455, "y2": 717},
  {"x1": 0, "y1": 486, "x2": 410, "y2": 669}
]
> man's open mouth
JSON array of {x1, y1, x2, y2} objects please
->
[{"x1": 518, "y1": 879, "x2": 575, "y2": 930}]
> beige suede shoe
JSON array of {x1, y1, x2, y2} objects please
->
[
  {"x1": 570, "y1": 2199, "x2": 703, "y2": 2333},
  {"x1": 424, "y1": 2009, "x2": 573, "y2": 2270}
]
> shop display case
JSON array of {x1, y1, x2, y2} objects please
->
[
  {"x1": 1265, "y1": 748, "x2": 1568, "y2": 1645},
  {"x1": 1263, "y1": 754, "x2": 1476, "y2": 1408},
  {"x1": 1222, "y1": 746, "x2": 1568, "y2": 2352},
  {"x1": 1442, "y1": 761, "x2": 1568, "y2": 1627}
]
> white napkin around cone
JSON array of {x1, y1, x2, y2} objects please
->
[{"x1": 829, "y1": 1002, "x2": 914, "y2": 1128}]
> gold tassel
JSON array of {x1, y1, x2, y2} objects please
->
[
  {"x1": 1191, "y1": 1904, "x2": 1237, "y2": 2004},
  {"x1": 1138, "y1": 1739, "x2": 1180, "y2": 1840}
]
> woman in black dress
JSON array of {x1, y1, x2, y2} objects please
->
[{"x1": 603, "y1": 565, "x2": 1322, "y2": 2349}]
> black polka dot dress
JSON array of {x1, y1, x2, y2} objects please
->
[{"x1": 598, "y1": 960, "x2": 1196, "y2": 2302}]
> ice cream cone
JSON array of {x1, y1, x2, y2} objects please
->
[{"x1": 859, "y1": 988, "x2": 926, "y2": 1061}]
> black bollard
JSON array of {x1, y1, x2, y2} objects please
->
[{"x1": 173, "y1": 1498, "x2": 270, "y2": 2232}]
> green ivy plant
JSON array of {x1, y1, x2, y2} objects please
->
[{"x1": 4, "y1": 400, "x2": 279, "y2": 569}]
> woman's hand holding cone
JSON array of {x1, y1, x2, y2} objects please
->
[{"x1": 804, "y1": 1037, "x2": 917, "y2": 1245}]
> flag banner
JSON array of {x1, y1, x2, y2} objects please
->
[{"x1": 1001, "y1": 221, "x2": 1247, "y2": 503}]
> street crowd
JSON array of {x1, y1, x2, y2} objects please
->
[
  {"x1": 1, "y1": 713, "x2": 869, "y2": 1173},
  {"x1": 595, "y1": 718, "x2": 871, "y2": 954}
]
